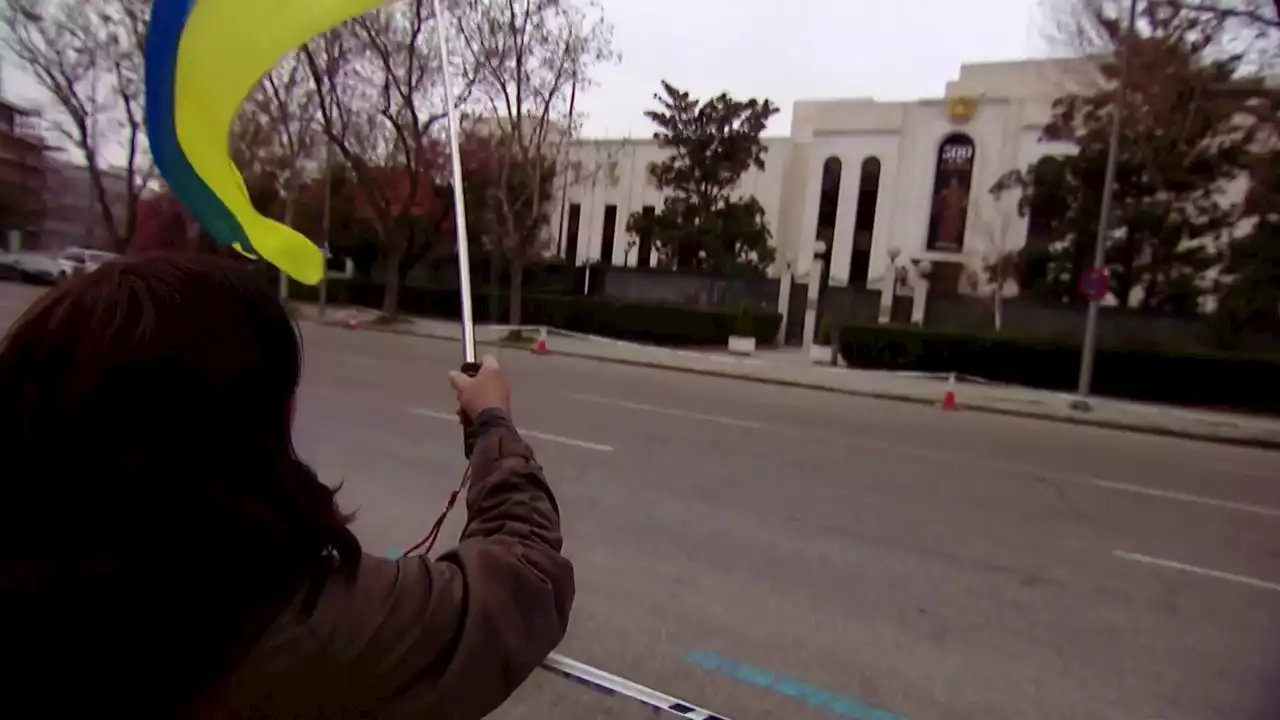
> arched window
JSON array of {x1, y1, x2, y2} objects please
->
[
  {"x1": 848, "y1": 157, "x2": 881, "y2": 286},
  {"x1": 808, "y1": 156, "x2": 843, "y2": 342},
  {"x1": 815, "y1": 156, "x2": 843, "y2": 248},
  {"x1": 925, "y1": 133, "x2": 976, "y2": 252}
]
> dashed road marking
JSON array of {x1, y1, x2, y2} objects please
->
[{"x1": 409, "y1": 408, "x2": 615, "y2": 452}]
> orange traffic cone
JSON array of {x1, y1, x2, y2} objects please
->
[
  {"x1": 532, "y1": 327, "x2": 548, "y2": 355},
  {"x1": 941, "y1": 372, "x2": 959, "y2": 411}
]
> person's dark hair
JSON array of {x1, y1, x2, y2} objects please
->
[{"x1": 0, "y1": 253, "x2": 360, "y2": 714}]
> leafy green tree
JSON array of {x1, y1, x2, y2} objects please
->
[
  {"x1": 625, "y1": 81, "x2": 779, "y2": 275},
  {"x1": 1153, "y1": 2, "x2": 1280, "y2": 340},
  {"x1": 998, "y1": 3, "x2": 1250, "y2": 312},
  {"x1": 1215, "y1": 139, "x2": 1280, "y2": 342}
]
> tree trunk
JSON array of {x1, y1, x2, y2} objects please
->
[
  {"x1": 489, "y1": 240, "x2": 502, "y2": 325},
  {"x1": 1116, "y1": 223, "x2": 1136, "y2": 308},
  {"x1": 992, "y1": 263, "x2": 1005, "y2": 332},
  {"x1": 382, "y1": 244, "x2": 404, "y2": 317},
  {"x1": 509, "y1": 248, "x2": 525, "y2": 326},
  {"x1": 279, "y1": 195, "x2": 295, "y2": 301}
]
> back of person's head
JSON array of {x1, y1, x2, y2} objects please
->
[{"x1": 0, "y1": 252, "x2": 360, "y2": 713}]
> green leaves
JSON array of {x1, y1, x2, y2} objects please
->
[
  {"x1": 998, "y1": 4, "x2": 1253, "y2": 313},
  {"x1": 627, "y1": 80, "x2": 779, "y2": 275}
]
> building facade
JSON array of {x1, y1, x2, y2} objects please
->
[
  {"x1": 0, "y1": 97, "x2": 52, "y2": 250},
  {"x1": 42, "y1": 160, "x2": 132, "y2": 251},
  {"x1": 0, "y1": 92, "x2": 130, "y2": 253},
  {"x1": 551, "y1": 58, "x2": 1104, "y2": 294}
]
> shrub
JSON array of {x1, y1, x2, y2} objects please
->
[
  {"x1": 731, "y1": 304, "x2": 755, "y2": 337},
  {"x1": 837, "y1": 324, "x2": 1280, "y2": 413},
  {"x1": 293, "y1": 279, "x2": 783, "y2": 347}
]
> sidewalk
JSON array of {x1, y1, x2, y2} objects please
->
[{"x1": 297, "y1": 304, "x2": 1280, "y2": 450}]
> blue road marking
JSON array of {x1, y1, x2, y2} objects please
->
[{"x1": 685, "y1": 650, "x2": 906, "y2": 720}]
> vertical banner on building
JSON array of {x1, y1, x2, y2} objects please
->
[{"x1": 925, "y1": 133, "x2": 976, "y2": 252}]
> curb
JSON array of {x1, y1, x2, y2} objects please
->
[
  {"x1": 307, "y1": 317, "x2": 1280, "y2": 452},
  {"x1": 539, "y1": 349, "x2": 1280, "y2": 451}
]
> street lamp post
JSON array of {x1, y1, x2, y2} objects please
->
[{"x1": 1072, "y1": 0, "x2": 1139, "y2": 413}]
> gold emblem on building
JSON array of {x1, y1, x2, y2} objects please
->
[{"x1": 947, "y1": 96, "x2": 977, "y2": 125}]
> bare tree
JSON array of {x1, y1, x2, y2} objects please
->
[
  {"x1": 1156, "y1": 0, "x2": 1280, "y2": 66},
  {"x1": 233, "y1": 51, "x2": 326, "y2": 296},
  {"x1": 568, "y1": 139, "x2": 622, "y2": 261},
  {"x1": 1044, "y1": 0, "x2": 1272, "y2": 68},
  {"x1": 455, "y1": 0, "x2": 616, "y2": 324},
  {"x1": 1170, "y1": 0, "x2": 1280, "y2": 27},
  {"x1": 302, "y1": 2, "x2": 473, "y2": 317},
  {"x1": 969, "y1": 175, "x2": 1025, "y2": 332},
  {"x1": 234, "y1": 53, "x2": 325, "y2": 218},
  {"x1": 4, "y1": 0, "x2": 151, "y2": 252}
]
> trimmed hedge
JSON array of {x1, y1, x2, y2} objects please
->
[
  {"x1": 838, "y1": 324, "x2": 1280, "y2": 413},
  {"x1": 292, "y1": 279, "x2": 782, "y2": 347}
]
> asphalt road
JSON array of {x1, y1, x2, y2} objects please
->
[{"x1": 4, "y1": 281, "x2": 1280, "y2": 720}]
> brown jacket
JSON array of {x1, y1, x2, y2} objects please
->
[{"x1": 192, "y1": 409, "x2": 575, "y2": 719}]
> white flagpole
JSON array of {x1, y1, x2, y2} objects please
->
[
  {"x1": 431, "y1": 0, "x2": 476, "y2": 365},
  {"x1": 542, "y1": 652, "x2": 732, "y2": 719},
  {"x1": 425, "y1": 5, "x2": 728, "y2": 718}
]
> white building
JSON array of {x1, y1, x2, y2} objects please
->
[{"x1": 551, "y1": 57, "x2": 1106, "y2": 296}]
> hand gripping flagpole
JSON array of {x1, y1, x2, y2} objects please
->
[{"x1": 427, "y1": 3, "x2": 730, "y2": 718}]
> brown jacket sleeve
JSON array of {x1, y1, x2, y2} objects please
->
[{"x1": 203, "y1": 409, "x2": 574, "y2": 719}]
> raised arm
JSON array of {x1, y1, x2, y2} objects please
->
[
  {"x1": 205, "y1": 357, "x2": 574, "y2": 720},
  {"x1": 387, "y1": 405, "x2": 574, "y2": 717}
]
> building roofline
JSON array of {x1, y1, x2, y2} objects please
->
[{"x1": 0, "y1": 96, "x2": 40, "y2": 115}]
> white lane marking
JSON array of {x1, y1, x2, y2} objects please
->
[
  {"x1": 409, "y1": 408, "x2": 614, "y2": 452},
  {"x1": 1080, "y1": 478, "x2": 1280, "y2": 518},
  {"x1": 1113, "y1": 551, "x2": 1280, "y2": 593},
  {"x1": 568, "y1": 393, "x2": 771, "y2": 430},
  {"x1": 855, "y1": 444, "x2": 1280, "y2": 519}
]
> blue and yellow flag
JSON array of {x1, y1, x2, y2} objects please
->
[{"x1": 144, "y1": 0, "x2": 385, "y2": 284}]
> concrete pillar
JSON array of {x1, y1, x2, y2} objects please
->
[
  {"x1": 910, "y1": 279, "x2": 929, "y2": 325},
  {"x1": 802, "y1": 241, "x2": 828, "y2": 351},
  {"x1": 775, "y1": 262, "x2": 793, "y2": 345},
  {"x1": 909, "y1": 260, "x2": 932, "y2": 326},
  {"x1": 877, "y1": 247, "x2": 900, "y2": 324}
]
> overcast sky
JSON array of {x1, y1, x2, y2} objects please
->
[
  {"x1": 2, "y1": 0, "x2": 1050, "y2": 144},
  {"x1": 578, "y1": 0, "x2": 1051, "y2": 137}
]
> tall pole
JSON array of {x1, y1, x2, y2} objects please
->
[
  {"x1": 318, "y1": 142, "x2": 333, "y2": 320},
  {"x1": 432, "y1": 0, "x2": 476, "y2": 364},
  {"x1": 279, "y1": 195, "x2": 293, "y2": 301},
  {"x1": 317, "y1": 34, "x2": 336, "y2": 320},
  {"x1": 1073, "y1": 0, "x2": 1138, "y2": 412}
]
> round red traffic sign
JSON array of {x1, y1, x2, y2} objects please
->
[{"x1": 1080, "y1": 268, "x2": 1110, "y2": 302}]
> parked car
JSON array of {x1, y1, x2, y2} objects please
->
[
  {"x1": 56, "y1": 247, "x2": 120, "y2": 280},
  {"x1": 0, "y1": 252, "x2": 61, "y2": 285}
]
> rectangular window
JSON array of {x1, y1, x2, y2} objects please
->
[
  {"x1": 637, "y1": 205, "x2": 654, "y2": 268},
  {"x1": 564, "y1": 204, "x2": 582, "y2": 266},
  {"x1": 599, "y1": 204, "x2": 618, "y2": 265}
]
